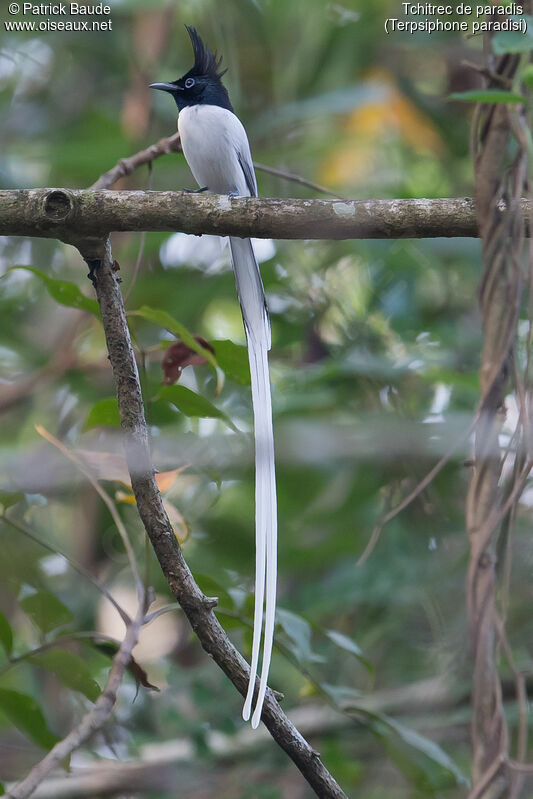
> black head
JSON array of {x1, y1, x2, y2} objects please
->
[{"x1": 150, "y1": 26, "x2": 233, "y2": 112}]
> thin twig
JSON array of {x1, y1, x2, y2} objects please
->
[
  {"x1": 89, "y1": 131, "x2": 344, "y2": 199},
  {"x1": 0, "y1": 632, "x2": 122, "y2": 677},
  {"x1": 1, "y1": 513, "x2": 131, "y2": 625},
  {"x1": 6, "y1": 600, "x2": 146, "y2": 799},
  {"x1": 357, "y1": 421, "x2": 474, "y2": 565},
  {"x1": 469, "y1": 458, "x2": 533, "y2": 571},
  {"x1": 253, "y1": 161, "x2": 347, "y2": 199},
  {"x1": 124, "y1": 161, "x2": 153, "y2": 305},
  {"x1": 89, "y1": 133, "x2": 182, "y2": 190},
  {"x1": 462, "y1": 60, "x2": 512, "y2": 89},
  {"x1": 468, "y1": 754, "x2": 507, "y2": 799},
  {"x1": 494, "y1": 612, "x2": 529, "y2": 799},
  {"x1": 508, "y1": 761, "x2": 533, "y2": 774},
  {"x1": 35, "y1": 425, "x2": 143, "y2": 600},
  {"x1": 356, "y1": 483, "x2": 394, "y2": 566}
]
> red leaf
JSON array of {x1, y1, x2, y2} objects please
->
[{"x1": 162, "y1": 337, "x2": 214, "y2": 385}]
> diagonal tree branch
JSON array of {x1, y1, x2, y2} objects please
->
[
  {"x1": 77, "y1": 236, "x2": 348, "y2": 799},
  {"x1": 90, "y1": 132, "x2": 182, "y2": 190},
  {"x1": 250, "y1": 161, "x2": 348, "y2": 199},
  {"x1": 2, "y1": 188, "x2": 525, "y2": 241}
]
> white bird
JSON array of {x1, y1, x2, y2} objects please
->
[{"x1": 151, "y1": 26, "x2": 277, "y2": 729}]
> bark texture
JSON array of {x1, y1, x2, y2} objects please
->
[
  {"x1": 0, "y1": 188, "x2": 509, "y2": 240},
  {"x1": 466, "y1": 49, "x2": 527, "y2": 799}
]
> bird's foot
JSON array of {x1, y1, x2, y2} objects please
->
[
  {"x1": 183, "y1": 186, "x2": 208, "y2": 193},
  {"x1": 228, "y1": 190, "x2": 240, "y2": 198},
  {"x1": 85, "y1": 259, "x2": 101, "y2": 288}
]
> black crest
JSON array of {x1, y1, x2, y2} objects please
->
[{"x1": 185, "y1": 26, "x2": 227, "y2": 81}]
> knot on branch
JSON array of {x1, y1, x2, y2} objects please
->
[
  {"x1": 201, "y1": 595, "x2": 218, "y2": 610},
  {"x1": 42, "y1": 189, "x2": 76, "y2": 224},
  {"x1": 117, "y1": 158, "x2": 134, "y2": 178}
]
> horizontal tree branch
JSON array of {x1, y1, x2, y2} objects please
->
[
  {"x1": 0, "y1": 189, "x2": 519, "y2": 241},
  {"x1": 24, "y1": 676, "x2": 462, "y2": 798},
  {"x1": 11, "y1": 643, "x2": 531, "y2": 796}
]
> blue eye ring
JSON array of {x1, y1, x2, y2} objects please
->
[{"x1": 185, "y1": 77, "x2": 195, "y2": 88}]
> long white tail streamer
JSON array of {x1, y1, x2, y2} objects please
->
[{"x1": 229, "y1": 237, "x2": 277, "y2": 728}]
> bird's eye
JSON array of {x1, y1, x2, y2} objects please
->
[{"x1": 185, "y1": 78, "x2": 195, "y2": 89}]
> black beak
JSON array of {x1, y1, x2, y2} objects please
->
[{"x1": 149, "y1": 82, "x2": 182, "y2": 93}]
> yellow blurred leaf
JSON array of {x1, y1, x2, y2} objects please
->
[
  {"x1": 299, "y1": 680, "x2": 318, "y2": 698},
  {"x1": 320, "y1": 69, "x2": 443, "y2": 186},
  {"x1": 155, "y1": 467, "x2": 187, "y2": 493},
  {"x1": 36, "y1": 425, "x2": 189, "y2": 543},
  {"x1": 115, "y1": 489, "x2": 137, "y2": 506},
  {"x1": 71, "y1": 451, "x2": 186, "y2": 492},
  {"x1": 163, "y1": 499, "x2": 190, "y2": 545},
  {"x1": 115, "y1": 485, "x2": 189, "y2": 544}
]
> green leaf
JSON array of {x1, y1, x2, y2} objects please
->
[
  {"x1": 194, "y1": 573, "x2": 235, "y2": 612},
  {"x1": 0, "y1": 688, "x2": 59, "y2": 750},
  {"x1": 326, "y1": 628, "x2": 362, "y2": 656},
  {"x1": 158, "y1": 385, "x2": 237, "y2": 431},
  {"x1": 493, "y1": 19, "x2": 533, "y2": 54},
  {"x1": 321, "y1": 683, "x2": 364, "y2": 706},
  {"x1": 7, "y1": 267, "x2": 100, "y2": 316},
  {"x1": 326, "y1": 629, "x2": 374, "y2": 673},
  {"x1": 19, "y1": 591, "x2": 73, "y2": 634},
  {"x1": 28, "y1": 648, "x2": 101, "y2": 702},
  {"x1": 521, "y1": 63, "x2": 533, "y2": 88},
  {"x1": 0, "y1": 491, "x2": 24, "y2": 510},
  {"x1": 276, "y1": 608, "x2": 324, "y2": 665},
  {"x1": 84, "y1": 397, "x2": 121, "y2": 430},
  {"x1": 448, "y1": 89, "x2": 525, "y2": 104},
  {"x1": 211, "y1": 340, "x2": 250, "y2": 386},
  {"x1": 131, "y1": 306, "x2": 219, "y2": 374},
  {"x1": 0, "y1": 611, "x2": 13, "y2": 656},
  {"x1": 367, "y1": 711, "x2": 469, "y2": 792},
  {"x1": 214, "y1": 608, "x2": 246, "y2": 631},
  {"x1": 493, "y1": 31, "x2": 533, "y2": 54}
]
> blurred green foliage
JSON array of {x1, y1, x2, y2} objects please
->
[{"x1": 1, "y1": 1, "x2": 531, "y2": 797}]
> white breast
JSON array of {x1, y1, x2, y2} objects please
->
[{"x1": 178, "y1": 105, "x2": 253, "y2": 196}]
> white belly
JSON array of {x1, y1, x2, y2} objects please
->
[{"x1": 178, "y1": 104, "x2": 252, "y2": 196}]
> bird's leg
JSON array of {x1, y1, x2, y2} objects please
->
[
  {"x1": 228, "y1": 190, "x2": 240, "y2": 198},
  {"x1": 183, "y1": 186, "x2": 208, "y2": 193}
]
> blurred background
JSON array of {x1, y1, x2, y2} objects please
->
[{"x1": 1, "y1": 1, "x2": 529, "y2": 797}]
